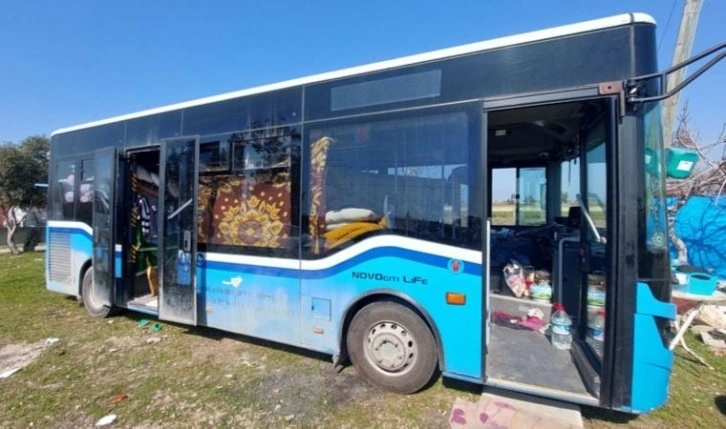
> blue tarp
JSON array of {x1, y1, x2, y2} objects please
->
[{"x1": 669, "y1": 195, "x2": 726, "y2": 279}]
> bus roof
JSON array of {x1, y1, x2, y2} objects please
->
[{"x1": 51, "y1": 12, "x2": 654, "y2": 137}]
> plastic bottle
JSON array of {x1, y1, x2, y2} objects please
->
[
  {"x1": 588, "y1": 309, "x2": 605, "y2": 352},
  {"x1": 550, "y1": 302, "x2": 572, "y2": 350}
]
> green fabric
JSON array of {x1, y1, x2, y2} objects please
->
[{"x1": 134, "y1": 223, "x2": 157, "y2": 273}]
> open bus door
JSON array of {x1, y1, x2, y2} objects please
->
[
  {"x1": 90, "y1": 147, "x2": 117, "y2": 309},
  {"x1": 158, "y1": 137, "x2": 199, "y2": 325},
  {"x1": 482, "y1": 89, "x2": 620, "y2": 406}
]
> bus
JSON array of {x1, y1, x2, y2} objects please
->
[{"x1": 45, "y1": 13, "x2": 717, "y2": 413}]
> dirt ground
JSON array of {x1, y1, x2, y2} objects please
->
[
  {"x1": 0, "y1": 339, "x2": 57, "y2": 378},
  {"x1": 0, "y1": 312, "x2": 465, "y2": 428}
]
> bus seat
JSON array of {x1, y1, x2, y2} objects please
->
[{"x1": 566, "y1": 206, "x2": 581, "y2": 229}]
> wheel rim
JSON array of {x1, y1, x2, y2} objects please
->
[{"x1": 363, "y1": 320, "x2": 418, "y2": 376}]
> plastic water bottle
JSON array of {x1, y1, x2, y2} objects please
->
[
  {"x1": 588, "y1": 309, "x2": 605, "y2": 352},
  {"x1": 551, "y1": 303, "x2": 572, "y2": 350}
]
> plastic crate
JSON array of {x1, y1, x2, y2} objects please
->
[{"x1": 666, "y1": 148, "x2": 698, "y2": 179}]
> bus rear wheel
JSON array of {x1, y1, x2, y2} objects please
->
[
  {"x1": 81, "y1": 267, "x2": 113, "y2": 318},
  {"x1": 347, "y1": 301, "x2": 438, "y2": 394}
]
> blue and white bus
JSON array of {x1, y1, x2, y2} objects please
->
[{"x1": 45, "y1": 13, "x2": 717, "y2": 413}]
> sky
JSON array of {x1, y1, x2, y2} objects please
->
[{"x1": 0, "y1": 1, "x2": 723, "y2": 147}]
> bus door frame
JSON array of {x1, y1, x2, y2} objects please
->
[{"x1": 481, "y1": 87, "x2": 620, "y2": 406}]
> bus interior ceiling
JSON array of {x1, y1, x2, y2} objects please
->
[
  {"x1": 127, "y1": 149, "x2": 161, "y2": 310},
  {"x1": 488, "y1": 101, "x2": 596, "y2": 166},
  {"x1": 485, "y1": 99, "x2": 603, "y2": 399}
]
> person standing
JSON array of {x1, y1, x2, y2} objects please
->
[{"x1": 23, "y1": 207, "x2": 42, "y2": 252}]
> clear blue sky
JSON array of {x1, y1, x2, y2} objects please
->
[{"x1": 0, "y1": 0, "x2": 723, "y2": 145}]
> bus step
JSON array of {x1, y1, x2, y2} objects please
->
[{"x1": 571, "y1": 340, "x2": 601, "y2": 398}]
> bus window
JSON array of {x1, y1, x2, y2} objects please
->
[
  {"x1": 76, "y1": 159, "x2": 95, "y2": 225},
  {"x1": 197, "y1": 127, "x2": 300, "y2": 255},
  {"x1": 199, "y1": 139, "x2": 230, "y2": 173},
  {"x1": 491, "y1": 168, "x2": 516, "y2": 225},
  {"x1": 518, "y1": 167, "x2": 546, "y2": 225},
  {"x1": 560, "y1": 158, "x2": 580, "y2": 218},
  {"x1": 305, "y1": 110, "x2": 472, "y2": 255},
  {"x1": 51, "y1": 161, "x2": 76, "y2": 220},
  {"x1": 586, "y1": 142, "x2": 607, "y2": 230},
  {"x1": 491, "y1": 167, "x2": 546, "y2": 226}
]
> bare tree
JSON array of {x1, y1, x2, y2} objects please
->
[{"x1": 667, "y1": 103, "x2": 726, "y2": 263}]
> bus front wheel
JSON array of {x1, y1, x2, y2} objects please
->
[
  {"x1": 347, "y1": 301, "x2": 438, "y2": 394},
  {"x1": 81, "y1": 267, "x2": 113, "y2": 318}
]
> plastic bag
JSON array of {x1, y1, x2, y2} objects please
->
[{"x1": 503, "y1": 260, "x2": 528, "y2": 298}]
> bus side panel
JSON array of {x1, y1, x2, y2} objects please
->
[
  {"x1": 300, "y1": 246, "x2": 483, "y2": 380},
  {"x1": 196, "y1": 240, "x2": 483, "y2": 381},
  {"x1": 197, "y1": 256, "x2": 302, "y2": 347},
  {"x1": 628, "y1": 282, "x2": 676, "y2": 413},
  {"x1": 45, "y1": 221, "x2": 93, "y2": 296}
]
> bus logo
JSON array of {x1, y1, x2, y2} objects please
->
[
  {"x1": 448, "y1": 259, "x2": 464, "y2": 274},
  {"x1": 223, "y1": 276, "x2": 243, "y2": 288}
]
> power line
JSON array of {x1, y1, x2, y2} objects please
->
[{"x1": 658, "y1": 0, "x2": 679, "y2": 54}]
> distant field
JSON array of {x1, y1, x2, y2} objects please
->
[{"x1": 492, "y1": 203, "x2": 605, "y2": 226}]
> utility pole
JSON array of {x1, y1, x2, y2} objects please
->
[{"x1": 662, "y1": 0, "x2": 703, "y2": 147}]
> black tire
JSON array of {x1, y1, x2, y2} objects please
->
[
  {"x1": 81, "y1": 267, "x2": 113, "y2": 318},
  {"x1": 347, "y1": 301, "x2": 438, "y2": 394}
]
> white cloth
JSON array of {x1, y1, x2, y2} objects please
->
[{"x1": 325, "y1": 208, "x2": 376, "y2": 224}]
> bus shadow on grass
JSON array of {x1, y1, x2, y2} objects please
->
[
  {"x1": 113, "y1": 308, "x2": 482, "y2": 396},
  {"x1": 579, "y1": 405, "x2": 638, "y2": 424},
  {"x1": 181, "y1": 322, "x2": 332, "y2": 366},
  {"x1": 180, "y1": 321, "x2": 453, "y2": 393}
]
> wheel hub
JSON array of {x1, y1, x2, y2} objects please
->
[{"x1": 365, "y1": 322, "x2": 417, "y2": 374}]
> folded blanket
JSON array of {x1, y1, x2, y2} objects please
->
[
  {"x1": 323, "y1": 217, "x2": 387, "y2": 250},
  {"x1": 325, "y1": 222, "x2": 351, "y2": 232}
]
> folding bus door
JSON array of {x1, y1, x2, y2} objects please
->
[
  {"x1": 90, "y1": 147, "x2": 117, "y2": 308},
  {"x1": 482, "y1": 89, "x2": 617, "y2": 406},
  {"x1": 159, "y1": 137, "x2": 199, "y2": 325}
]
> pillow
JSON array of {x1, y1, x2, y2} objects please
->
[{"x1": 325, "y1": 208, "x2": 376, "y2": 224}]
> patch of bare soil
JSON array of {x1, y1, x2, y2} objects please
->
[
  {"x1": 190, "y1": 336, "x2": 246, "y2": 364},
  {"x1": 0, "y1": 338, "x2": 58, "y2": 378},
  {"x1": 102, "y1": 334, "x2": 153, "y2": 351},
  {"x1": 236, "y1": 363, "x2": 381, "y2": 424}
]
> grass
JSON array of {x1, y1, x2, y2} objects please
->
[
  {"x1": 1, "y1": 252, "x2": 724, "y2": 427},
  {"x1": 639, "y1": 343, "x2": 726, "y2": 427}
]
